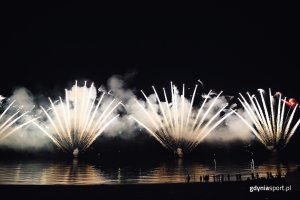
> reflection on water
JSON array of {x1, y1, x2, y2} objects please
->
[
  {"x1": 0, "y1": 157, "x2": 299, "y2": 185},
  {"x1": 0, "y1": 159, "x2": 108, "y2": 185}
]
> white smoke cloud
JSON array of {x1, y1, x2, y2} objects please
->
[
  {"x1": 0, "y1": 95, "x2": 5, "y2": 103},
  {"x1": 206, "y1": 108, "x2": 255, "y2": 143},
  {"x1": 0, "y1": 124, "x2": 54, "y2": 151},
  {"x1": 0, "y1": 87, "x2": 53, "y2": 151},
  {"x1": 9, "y1": 87, "x2": 35, "y2": 111},
  {"x1": 102, "y1": 74, "x2": 140, "y2": 138}
]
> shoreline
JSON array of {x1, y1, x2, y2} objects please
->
[{"x1": 0, "y1": 179, "x2": 298, "y2": 200}]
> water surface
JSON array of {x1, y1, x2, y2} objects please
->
[{"x1": 0, "y1": 156, "x2": 298, "y2": 185}]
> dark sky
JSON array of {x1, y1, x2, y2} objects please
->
[{"x1": 1, "y1": 2, "x2": 299, "y2": 99}]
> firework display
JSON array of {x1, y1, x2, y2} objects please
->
[
  {"x1": 235, "y1": 89, "x2": 300, "y2": 151},
  {"x1": 1, "y1": 81, "x2": 300, "y2": 155},
  {"x1": 131, "y1": 83, "x2": 233, "y2": 156},
  {"x1": 33, "y1": 81, "x2": 121, "y2": 156},
  {"x1": 0, "y1": 100, "x2": 34, "y2": 141}
]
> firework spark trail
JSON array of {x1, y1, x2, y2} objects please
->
[
  {"x1": 0, "y1": 100, "x2": 35, "y2": 141},
  {"x1": 131, "y1": 83, "x2": 233, "y2": 154},
  {"x1": 235, "y1": 89, "x2": 300, "y2": 150},
  {"x1": 33, "y1": 81, "x2": 122, "y2": 154}
]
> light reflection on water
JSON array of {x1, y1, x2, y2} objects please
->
[{"x1": 0, "y1": 157, "x2": 299, "y2": 185}]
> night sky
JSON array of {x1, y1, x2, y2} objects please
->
[
  {"x1": 2, "y1": 5, "x2": 300, "y2": 200},
  {"x1": 1, "y1": 2, "x2": 299, "y2": 99}
]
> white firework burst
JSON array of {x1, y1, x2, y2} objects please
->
[
  {"x1": 0, "y1": 100, "x2": 35, "y2": 141},
  {"x1": 235, "y1": 89, "x2": 300, "y2": 151},
  {"x1": 33, "y1": 81, "x2": 121, "y2": 155},
  {"x1": 131, "y1": 82, "x2": 233, "y2": 156}
]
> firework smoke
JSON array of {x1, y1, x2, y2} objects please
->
[{"x1": 0, "y1": 88, "x2": 53, "y2": 151}]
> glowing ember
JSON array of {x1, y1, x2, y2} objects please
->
[{"x1": 287, "y1": 98, "x2": 298, "y2": 107}]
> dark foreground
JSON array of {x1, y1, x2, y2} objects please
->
[{"x1": 1, "y1": 179, "x2": 299, "y2": 200}]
